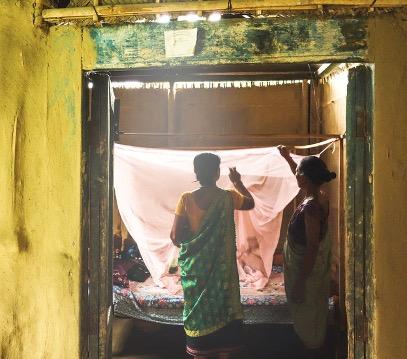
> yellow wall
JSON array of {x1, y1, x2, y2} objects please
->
[
  {"x1": 1, "y1": 2, "x2": 407, "y2": 358},
  {"x1": 0, "y1": 2, "x2": 82, "y2": 358},
  {"x1": 368, "y1": 14, "x2": 407, "y2": 359}
]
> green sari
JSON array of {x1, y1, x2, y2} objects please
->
[{"x1": 178, "y1": 190, "x2": 243, "y2": 337}]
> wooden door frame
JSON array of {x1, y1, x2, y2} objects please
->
[
  {"x1": 345, "y1": 65, "x2": 374, "y2": 359},
  {"x1": 81, "y1": 72, "x2": 114, "y2": 359}
]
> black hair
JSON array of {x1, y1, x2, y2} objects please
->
[
  {"x1": 193, "y1": 153, "x2": 221, "y2": 186},
  {"x1": 297, "y1": 156, "x2": 336, "y2": 186}
]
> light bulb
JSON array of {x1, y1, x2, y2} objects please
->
[{"x1": 208, "y1": 12, "x2": 221, "y2": 22}]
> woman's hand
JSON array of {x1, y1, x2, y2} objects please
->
[
  {"x1": 278, "y1": 145, "x2": 297, "y2": 175},
  {"x1": 229, "y1": 167, "x2": 241, "y2": 185},
  {"x1": 229, "y1": 167, "x2": 255, "y2": 210},
  {"x1": 292, "y1": 279, "x2": 306, "y2": 304},
  {"x1": 277, "y1": 145, "x2": 290, "y2": 159}
]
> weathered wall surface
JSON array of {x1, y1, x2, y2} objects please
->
[
  {"x1": 173, "y1": 85, "x2": 308, "y2": 139},
  {"x1": 368, "y1": 14, "x2": 407, "y2": 359},
  {"x1": 82, "y1": 17, "x2": 367, "y2": 69},
  {"x1": 0, "y1": 2, "x2": 82, "y2": 358},
  {"x1": 320, "y1": 71, "x2": 348, "y2": 286},
  {"x1": 116, "y1": 83, "x2": 309, "y2": 146},
  {"x1": 115, "y1": 88, "x2": 169, "y2": 147}
]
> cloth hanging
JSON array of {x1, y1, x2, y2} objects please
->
[{"x1": 113, "y1": 144, "x2": 303, "y2": 292}]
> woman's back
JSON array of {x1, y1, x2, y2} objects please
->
[{"x1": 176, "y1": 187, "x2": 244, "y2": 234}]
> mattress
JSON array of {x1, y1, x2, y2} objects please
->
[{"x1": 113, "y1": 265, "x2": 334, "y2": 325}]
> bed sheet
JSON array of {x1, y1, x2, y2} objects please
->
[{"x1": 114, "y1": 266, "x2": 287, "y2": 310}]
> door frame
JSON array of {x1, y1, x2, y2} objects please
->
[
  {"x1": 80, "y1": 64, "x2": 374, "y2": 359},
  {"x1": 345, "y1": 65, "x2": 374, "y2": 359},
  {"x1": 81, "y1": 72, "x2": 115, "y2": 359}
]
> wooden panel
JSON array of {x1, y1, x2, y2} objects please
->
[
  {"x1": 173, "y1": 84, "x2": 308, "y2": 147},
  {"x1": 363, "y1": 66, "x2": 374, "y2": 359},
  {"x1": 87, "y1": 73, "x2": 114, "y2": 359},
  {"x1": 81, "y1": 74, "x2": 91, "y2": 359},
  {"x1": 346, "y1": 65, "x2": 373, "y2": 359},
  {"x1": 114, "y1": 88, "x2": 168, "y2": 133},
  {"x1": 114, "y1": 88, "x2": 169, "y2": 147},
  {"x1": 345, "y1": 67, "x2": 357, "y2": 359},
  {"x1": 84, "y1": 17, "x2": 367, "y2": 69},
  {"x1": 115, "y1": 83, "x2": 312, "y2": 146}
]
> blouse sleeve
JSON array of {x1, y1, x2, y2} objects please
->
[
  {"x1": 304, "y1": 200, "x2": 322, "y2": 217},
  {"x1": 227, "y1": 189, "x2": 245, "y2": 210},
  {"x1": 175, "y1": 192, "x2": 188, "y2": 216}
]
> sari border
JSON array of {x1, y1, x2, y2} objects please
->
[
  {"x1": 184, "y1": 313, "x2": 243, "y2": 337},
  {"x1": 186, "y1": 344, "x2": 245, "y2": 357}
]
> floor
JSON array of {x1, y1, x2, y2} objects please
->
[{"x1": 112, "y1": 320, "x2": 342, "y2": 359}]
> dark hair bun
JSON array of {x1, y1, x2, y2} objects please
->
[
  {"x1": 328, "y1": 171, "x2": 337, "y2": 181},
  {"x1": 298, "y1": 156, "x2": 337, "y2": 185}
]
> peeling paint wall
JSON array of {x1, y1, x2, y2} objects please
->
[
  {"x1": 1, "y1": 3, "x2": 407, "y2": 358},
  {"x1": 0, "y1": 2, "x2": 81, "y2": 358},
  {"x1": 82, "y1": 18, "x2": 368, "y2": 69}
]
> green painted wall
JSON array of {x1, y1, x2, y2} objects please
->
[
  {"x1": 82, "y1": 17, "x2": 367, "y2": 69},
  {"x1": 1, "y1": 3, "x2": 407, "y2": 358}
]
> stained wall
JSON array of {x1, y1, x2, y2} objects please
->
[
  {"x1": 368, "y1": 14, "x2": 407, "y2": 359},
  {"x1": 0, "y1": 1, "x2": 82, "y2": 358}
]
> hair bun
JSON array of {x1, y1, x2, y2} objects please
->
[{"x1": 328, "y1": 171, "x2": 337, "y2": 181}]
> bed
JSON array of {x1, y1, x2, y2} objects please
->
[{"x1": 113, "y1": 265, "x2": 336, "y2": 325}]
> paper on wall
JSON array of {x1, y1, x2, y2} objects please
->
[{"x1": 164, "y1": 28, "x2": 197, "y2": 58}]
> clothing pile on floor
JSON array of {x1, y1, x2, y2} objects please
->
[{"x1": 113, "y1": 239, "x2": 150, "y2": 288}]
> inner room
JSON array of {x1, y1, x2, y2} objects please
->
[{"x1": 109, "y1": 63, "x2": 356, "y2": 359}]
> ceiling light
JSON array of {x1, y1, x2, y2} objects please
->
[
  {"x1": 178, "y1": 13, "x2": 204, "y2": 22},
  {"x1": 156, "y1": 14, "x2": 171, "y2": 23},
  {"x1": 208, "y1": 12, "x2": 221, "y2": 22}
]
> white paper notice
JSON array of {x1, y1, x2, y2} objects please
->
[{"x1": 164, "y1": 28, "x2": 197, "y2": 58}]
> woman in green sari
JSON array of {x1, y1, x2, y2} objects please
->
[
  {"x1": 278, "y1": 146, "x2": 336, "y2": 359},
  {"x1": 171, "y1": 153, "x2": 254, "y2": 359}
]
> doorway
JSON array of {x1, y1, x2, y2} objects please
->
[{"x1": 82, "y1": 63, "x2": 373, "y2": 359}]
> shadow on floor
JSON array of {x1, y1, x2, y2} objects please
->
[{"x1": 113, "y1": 321, "x2": 342, "y2": 359}]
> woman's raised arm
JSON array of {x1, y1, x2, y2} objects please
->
[
  {"x1": 229, "y1": 167, "x2": 255, "y2": 210},
  {"x1": 277, "y1": 145, "x2": 297, "y2": 176}
]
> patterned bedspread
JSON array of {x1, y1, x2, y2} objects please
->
[
  {"x1": 113, "y1": 265, "x2": 334, "y2": 325},
  {"x1": 114, "y1": 265, "x2": 286, "y2": 309}
]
